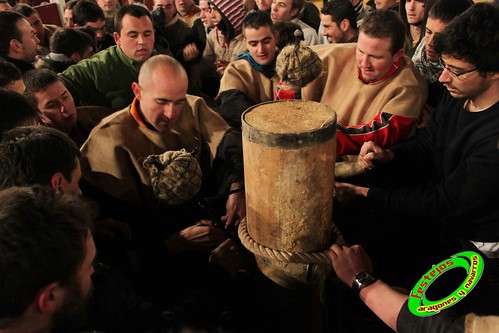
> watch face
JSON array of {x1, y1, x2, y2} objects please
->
[
  {"x1": 353, "y1": 272, "x2": 377, "y2": 294},
  {"x1": 356, "y1": 272, "x2": 372, "y2": 283}
]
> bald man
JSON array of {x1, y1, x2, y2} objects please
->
[{"x1": 81, "y1": 54, "x2": 245, "y2": 247}]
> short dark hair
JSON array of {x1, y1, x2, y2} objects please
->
[
  {"x1": 243, "y1": 10, "x2": 274, "y2": 35},
  {"x1": 434, "y1": 3, "x2": 498, "y2": 74},
  {"x1": 428, "y1": 0, "x2": 473, "y2": 23},
  {"x1": 321, "y1": 0, "x2": 357, "y2": 30},
  {"x1": 360, "y1": 9, "x2": 406, "y2": 54},
  {"x1": 77, "y1": 26, "x2": 98, "y2": 53},
  {"x1": 0, "y1": 90, "x2": 41, "y2": 137},
  {"x1": 115, "y1": 4, "x2": 153, "y2": 36},
  {"x1": 24, "y1": 68, "x2": 62, "y2": 98},
  {"x1": 273, "y1": 20, "x2": 302, "y2": 50},
  {"x1": 73, "y1": 0, "x2": 105, "y2": 26},
  {"x1": 0, "y1": 11, "x2": 24, "y2": 58},
  {"x1": 50, "y1": 28, "x2": 94, "y2": 58},
  {"x1": 12, "y1": 3, "x2": 38, "y2": 18},
  {"x1": 291, "y1": 0, "x2": 304, "y2": 12},
  {"x1": 0, "y1": 186, "x2": 92, "y2": 322},
  {"x1": 0, "y1": 126, "x2": 80, "y2": 188},
  {"x1": 0, "y1": 60, "x2": 22, "y2": 87},
  {"x1": 65, "y1": 0, "x2": 79, "y2": 11}
]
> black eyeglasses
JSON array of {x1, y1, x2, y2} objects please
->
[{"x1": 439, "y1": 58, "x2": 478, "y2": 80}]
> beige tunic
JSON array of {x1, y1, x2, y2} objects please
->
[
  {"x1": 80, "y1": 95, "x2": 229, "y2": 207},
  {"x1": 218, "y1": 58, "x2": 279, "y2": 104},
  {"x1": 302, "y1": 43, "x2": 427, "y2": 127},
  {"x1": 203, "y1": 28, "x2": 247, "y2": 63}
]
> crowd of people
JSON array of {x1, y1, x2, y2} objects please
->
[{"x1": 0, "y1": 0, "x2": 498, "y2": 332}]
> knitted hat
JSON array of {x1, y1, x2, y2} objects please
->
[
  {"x1": 211, "y1": 0, "x2": 247, "y2": 34},
  {"x1": 276, "y1": 30, "x2": 323, "y2": 88},
  {"x1": 143, "y1": 149, "x2": 202, "y2": 206}
]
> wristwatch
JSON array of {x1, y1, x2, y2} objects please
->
[{"x1": 352, "y1": 272, "x2": 378, "y2": 295}]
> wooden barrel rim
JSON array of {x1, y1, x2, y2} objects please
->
[{"x1": 242, "y1": 100, "x2": 336, "y2": 149}]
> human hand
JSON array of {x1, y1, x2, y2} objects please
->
[
  {"x1": 214, "y1": 60, "x2": 229, "y2": 75},
  {"x1": 182, "y1": 42, "x2": 200, "y2": 62},
  {"x1": 358, "y1": 141, "x2": 394, "y2": 170},
  {"x1": 334, "y1": 182, "x2": 368, "y2": 204},
  {"x1": 326, "y1": 244, "x2": 373, "y2": 287},
  {"x1": 221, "y1": 182, "x2": 246, "y2": 228},
  {"x1": 209, "y1": 238, "x2": 247, "y2": 277},
  {"x1": 166, "y1": 220, "x2": 225, "y2": 254}
]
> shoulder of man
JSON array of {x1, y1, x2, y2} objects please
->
[
  {"x1": 310, "y1": 43, "x2": 357, "y2": 61},
  {"x1": 62, "y1": 46, "x2": 127, "y2": 75},
  {"x1": 397, "y1": 55, "x2": 428, "y2": 92}
]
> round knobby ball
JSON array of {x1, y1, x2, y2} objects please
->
[
  {"x1": 275, "y1": 38, "x2": 323, "y2": 88},
  {"x1": 143, "y1": 149, "x2": 202, "y2": 206}
]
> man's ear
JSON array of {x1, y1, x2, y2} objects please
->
[
  {"x1": 393, "y1": 48, "x2": 404, "y2": 63},
  {"x1": 131, "y1": 82, "x2": 141, "y2": 100},
  {"x1": 489, "y1": 72, "x2": 499, "y2": 81},
  {"x1": 290, "y1": 7, "x2": 299, "y2": 19},
  {"x1": 9, "y1": 39, "x2": 22, "y2": 54},
  {"x1": 38, "y1": 112, "x2": 50, "y2": 126},
  {"x1": 70, "y1": 52, "x2": 81, "y2": 63},
  {"x1": 340, "y1": 18, "x2": 350, "y2": 32},
  {"x1": 37, "y1": 282, "x2": 64, "y2": 314},
  {"x1": 113, "y1": 32, "x2": 120, "y2": 46},
  {"x1": 50, "y1": 173, "x2": 64, "y2": 191}
]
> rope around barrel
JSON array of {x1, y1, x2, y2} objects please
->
[{"x1": 238, "y1": 218, "x2": 334, "y2": 266}]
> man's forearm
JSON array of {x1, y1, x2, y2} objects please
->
[{"x1": 359, "y1": 280, "x2": 409, "y2": 331}]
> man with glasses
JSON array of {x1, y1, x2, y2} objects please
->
[
  {"x1": 411, "y1": 0, "x2": 472, "y2": 127},
  {"x1": 335, "y1": 3, "x2": 499, "y2": 316}
]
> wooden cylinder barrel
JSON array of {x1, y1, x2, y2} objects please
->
[{"x1": 242, "y1": 100, "x2": 336, "y2": 287}]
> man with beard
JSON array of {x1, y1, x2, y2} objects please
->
[
  {"x1": 412, "y1": 0, "x2": 472, "y2": 126},
  {"x1": 0, "y1": 10, "x2": 39, "y2": 74},
  {"x1": 0, "y1": 127, "x2": 163, "y2": 332},
  {"x1": 0, "y1": 185, "x2": 94, "y2": 333},
  {"x1": 321, "y1": 0, "x2": 359, "y2": 44},
  {"x1": 80, "y1": 54, "x2": 245, "y2": 309},
  {"x1": 336, "y1": 3, "x2": 499, "y2": 316},
  {"x1": 12, "y1": 4, "x2": 60, "y2": 57}
]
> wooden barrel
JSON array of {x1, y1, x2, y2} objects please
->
[{"x1": 242, "y1": 100, "x2": 336, "y2": 286}]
